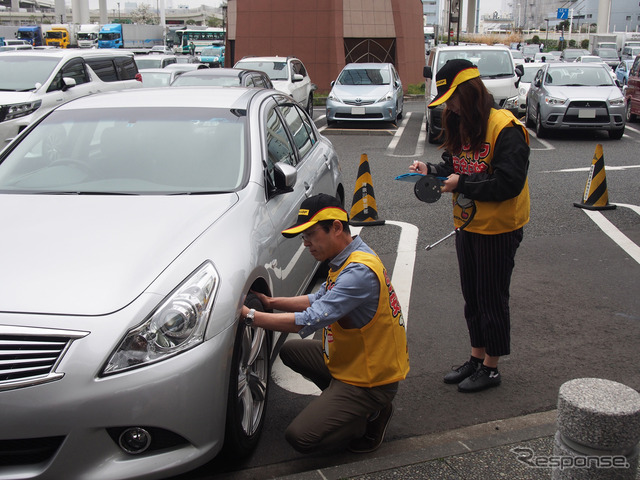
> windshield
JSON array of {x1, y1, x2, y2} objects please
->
[
  {"x1": 437, "y1": 49, "x2": 514, "y2": 77},
  {"x1": 596, "y1": 49, "x2": 618, "y2": 59},
  {"x1": 140, "y1": 71, "x2": 172, "y2": 87},
  {"x1": 135, "y1": 57, "x2": 163, "y2": 69},
  {"x1": 0, "y1": 107, "x2": 247, "y2": 194},
  {"x1": 337, "y1": 67, "x2": 391, "y2": 85},
  {"x1": 0, "y1": 55, "x2": 60, "y2": 91},
  {"x1": 235, "y1": 60, "x2": 288, "y2": 80},
  {"x1": 544, "y1": 66, "x2": 615, "y2": 86}
]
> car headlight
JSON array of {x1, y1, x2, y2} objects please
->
[
  {"x1": 378, "y1": 91, "x2": 394, "y2": 102},
  {"x1": 327, "y1": 92, "x2": 340, "y2": 102},
  {"x1": 4, "y1": 100, "x2": 42, "y2": 121},
  {"x1": 101, "y1": 262, "x2": 219, "y2": 376},
  {"x1": 504, "y1": 95, "x2": 519, "y2": 109},
  {"x1": 544, "y1": 95, "x2": 566, "y2": 106},
  {"x1": 609, "y1": 97, "x2": 625, "y2": 107},
  {"x1": 518, "y1": 86, "x2": 527, "y2": 96}
]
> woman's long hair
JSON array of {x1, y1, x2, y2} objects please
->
[{"x1": 440, "y1": 77, "x2": 494, "y2": 155}]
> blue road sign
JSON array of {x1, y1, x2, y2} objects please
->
[{"x1": 557, "y1": 8, "x2": 569, "y2": 20}]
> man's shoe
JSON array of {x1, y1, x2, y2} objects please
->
[
  {"x1": 348, "y1": 403, "x2": 394, "y2": 453},
  {"x1": 457, "y1": 367, "x2": 501, "y2": 393},
  {"x1": 443, "y1": 360, "x2": 480, "y2": 384}
]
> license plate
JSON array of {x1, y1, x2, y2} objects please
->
[
  {"x1": 578, "y1": 109, "x2": 596, "y2": 118},
  {"x1": 351, "y1": 107, "x2": 365, "y2": 115}
]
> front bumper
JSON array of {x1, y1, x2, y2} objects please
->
[
  {"x1": 326, "y1": 97, "x2": 398, "y2": 122},
  {"x1": 539, "y1": 102, "x2": 626, "y2": 131},
  {"x1": 0, "y1": 307, "x2": 236, "y2": 480}
]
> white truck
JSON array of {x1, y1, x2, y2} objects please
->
[
  {"x1": 588, "y1": 34, "x2": 617, "y2": 54},
  {"x1": 77, "y1": 24, "x2": 101, "y2": 48}
]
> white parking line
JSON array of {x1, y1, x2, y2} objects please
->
[
  {"x1": 271, "y1": 221, "x2": 419, "y2": 395},
  {"x1": 582, "y1": 206, "x2": 640, "y2": 265}
]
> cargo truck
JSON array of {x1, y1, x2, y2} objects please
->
[
  {"x1": 98, "y1": 24, "x2": 163, "y2": 49},
  {"x1": 77, "y1": 24, "x2": 101, "y2": 48},
  {"x1": 43, "y1": 24, "x2": 77, "y2": 48},
  {"x1": 16, "y1": 25, "x2": 43, "y2": 46},
  {"x1": 588, "y1": 34, "x2": 617, "y2": 54}
]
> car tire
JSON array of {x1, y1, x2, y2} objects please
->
[
  {"x1": 525, "y1": 103, "x2": 535, "y2": 128},
  {"x1": 307, "y1": 93, "x2": 313, "y2": 117},
  {"x1": 609, "y1": 127, "x2": 625, "y2": 139},
  {"x1": 222, "y1": 292, "x2": 271, "y2": 459},
  {"x1": 535, "y1": 109, "x2": 547, "y2": 138},
  {"x1": 626, "y1": 102, "x2": 638, "y2": 122},
  {"x1": 426, "y1": 112, "x2": 438, "y2": 144}
]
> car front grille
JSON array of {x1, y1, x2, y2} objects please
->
[
  {"x1": 335, "y1": 112, "x2": 384, "y2": 119},
  {"x1": 564, "y1": 101, "x2": 611, "y2": 124},
  {"x1": 0, "y1": 325, "x2": 88, "y2": 391},
  {"x1": 0, "y1": 436, "x2": 65, "y2": 467},
  {"x1": 343, "y1": 100, "x2": 375, "y2": 106}
]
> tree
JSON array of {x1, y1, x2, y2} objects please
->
[
  {"x1": 130, "y1": 3, "x2": 157, "y2": 25},
  {"x1": 207, "y1": 16, "x2": 223, "y2": 28}
]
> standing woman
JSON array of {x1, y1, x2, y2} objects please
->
[{"x1": 411, "y1": 59, "x2": 530, "y2": 393}]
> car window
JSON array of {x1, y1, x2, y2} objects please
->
[
  {"x1": 265, "y1": 107, "x2": 297, "y2": 185},
  {"x1": 86, "y1": 58, "x2": 118, "y2": 82},
  {"x1": 278, "y1": 104, "x2": 316, "y2": 159},
  {"x1": 236, "y1": 60, "x2": 289, "y2": 80},
  {"x1": 47, "y1": 58, "x2": 89, "y2": 92},
  {"x1": 292, "y1": 60, "x2": 306, "y2": 77}
]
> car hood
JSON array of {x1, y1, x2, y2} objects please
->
[
  {"x1": 0, "y1": 92, "x2": 36, "y2": 105},
  {"x1": 544, "y1": 85, "x2": 622, "y2": 99},
  {"x1": 0, "y1": 194, "x2": 237, "y2": 316},
  {"x1": 330, "y1": 84, "x2": 391, "y2": 101}
]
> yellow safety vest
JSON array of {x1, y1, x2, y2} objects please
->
[
  {"x1": 322, "y1": 251, "x2": 410, "y2": 387},
  {"x1": 452, "y1": 108, "x2": 530, "y2": 234}
]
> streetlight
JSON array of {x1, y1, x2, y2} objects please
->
[{"x1": 117, "y1": 2, "x2": 120, "y2": 22}]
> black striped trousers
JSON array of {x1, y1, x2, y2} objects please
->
[{"x1": 455, "y1": 227, "x2": 524, "y2": 357}]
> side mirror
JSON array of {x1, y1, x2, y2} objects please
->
[
  {"x1": 515, "y1": 64, "x2": 524, "y2": 77},
  {"x1": 61, "y1": 77, "x2": 77, "y2": 91},
  {"x1": 423, "y1": 66, "x2": 433, "y2": 79},
  {"x1": 292, "y1": 73, "x2": 304, "y2": 83},
  {"x1": 273, "y1": 162, "x2": 296, "y2": 195},
  {"x1": 330, "y1": 80, "x2": 335, "y2": 87}
]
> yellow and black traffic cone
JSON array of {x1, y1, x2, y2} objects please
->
[
  {"x1": 573, "y1": 144, "x2": 616, "y2": 211},
  {"x1": 349, "y1": 153, "x2": 385, "y2": 226}
]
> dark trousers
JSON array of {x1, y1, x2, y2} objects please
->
[
  {"x1": 455, "y1": 228, "x2": 523, "y2": 357},
  {"x1": 279, "y1": 339, "x2": 397, "y2": 453}
]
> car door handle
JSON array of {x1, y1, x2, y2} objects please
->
[{"x1": 304, "y1": 181, "x2": 313, "y2": 196}]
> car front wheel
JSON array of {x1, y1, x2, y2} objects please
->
[
  {"x1": 223, "y1": 293, "x2": 270, "y2": 459},
  {"x1": 626, "y1": 102, "x2": 638, "y2": 122},
  {"x1": 525, "y1": 102, "x2": 535, "y2": 128},
  {"x1": 535, "y1": 109, "x2": 547, "y2": 138},
  {"x1": 609, "y1": 127, "x2": 625, "y2": 139}
]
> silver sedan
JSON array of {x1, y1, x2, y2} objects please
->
[
  {"x1": 0, "y1": 87, "x2": 343, "y2": 479},
  {"x1": 326, "y1": 62, "x2": 404, "y2": 125},
  {"x1": 525, "y1": 62, "x2": 626, "y2": 139}
]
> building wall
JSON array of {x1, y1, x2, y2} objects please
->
[{"x1": 227, "y1": 0, "x2": 424, "y2": 94}]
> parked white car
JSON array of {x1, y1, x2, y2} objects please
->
[
  {"x1": 234, "y1": 56, "x2": 314, "y2": 115},
  {"x1": 0, "y1": 49, "x2": 142, "y2": 147}
]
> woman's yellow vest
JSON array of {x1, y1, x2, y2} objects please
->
[
  {"x1": 452, "y1": 108, "x2": 530, "y2": 234},
  {"x1": 322, "y1": 250, "x2": 410, "y2": 388}
]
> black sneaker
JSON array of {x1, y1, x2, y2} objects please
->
[
  {"x1": 443, "y1": 360, "x2": 480, "y2": 384},
  {"x1": 457, "y1": 367, "x2": 501, "y2": 393},
  {"x1": 348, "y1": 403, "x2": 394, "y2": 453}
]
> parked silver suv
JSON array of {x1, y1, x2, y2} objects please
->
[{"x1": 234, "y1": 55, "x2": 314, "y2": 115}]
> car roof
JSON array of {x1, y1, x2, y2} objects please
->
[
  {"x1": 139, "y1": 68, "x2": 174, "y2": 74},
  {"x1": 53, "y1": 86, "x2": 266, "y2": 111},
  {"x1": 343, "y1": 62, "x2": 393, "y2": 68},
  {"x1": 237, "y1": 56, "x2": 295, "y2": 62},
  {"x1": 177, "y1": 68, "x2": 264, "y2": 78},
  {"x1": 134, "y1": 54, "x2": 176, "y2": 59}
]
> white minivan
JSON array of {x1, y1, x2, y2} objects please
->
[
  {"x1": 0, "y1": 49, "x2": 142, "y2": 147},
  {"x1": 423, "y1": 45, "x2": 523, "y2": 143}
]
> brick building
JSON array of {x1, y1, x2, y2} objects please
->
[{"x1": 225, "y1": 0, "x2": 425, "y2": 94}]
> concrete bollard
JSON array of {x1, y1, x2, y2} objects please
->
[{"x1": 552, "y1": 378, "x2": 640, "y2": 479}]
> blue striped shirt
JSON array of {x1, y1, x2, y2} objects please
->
[{"x1": 294, "y1": 235, "x2": 380, "y2": 338}]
